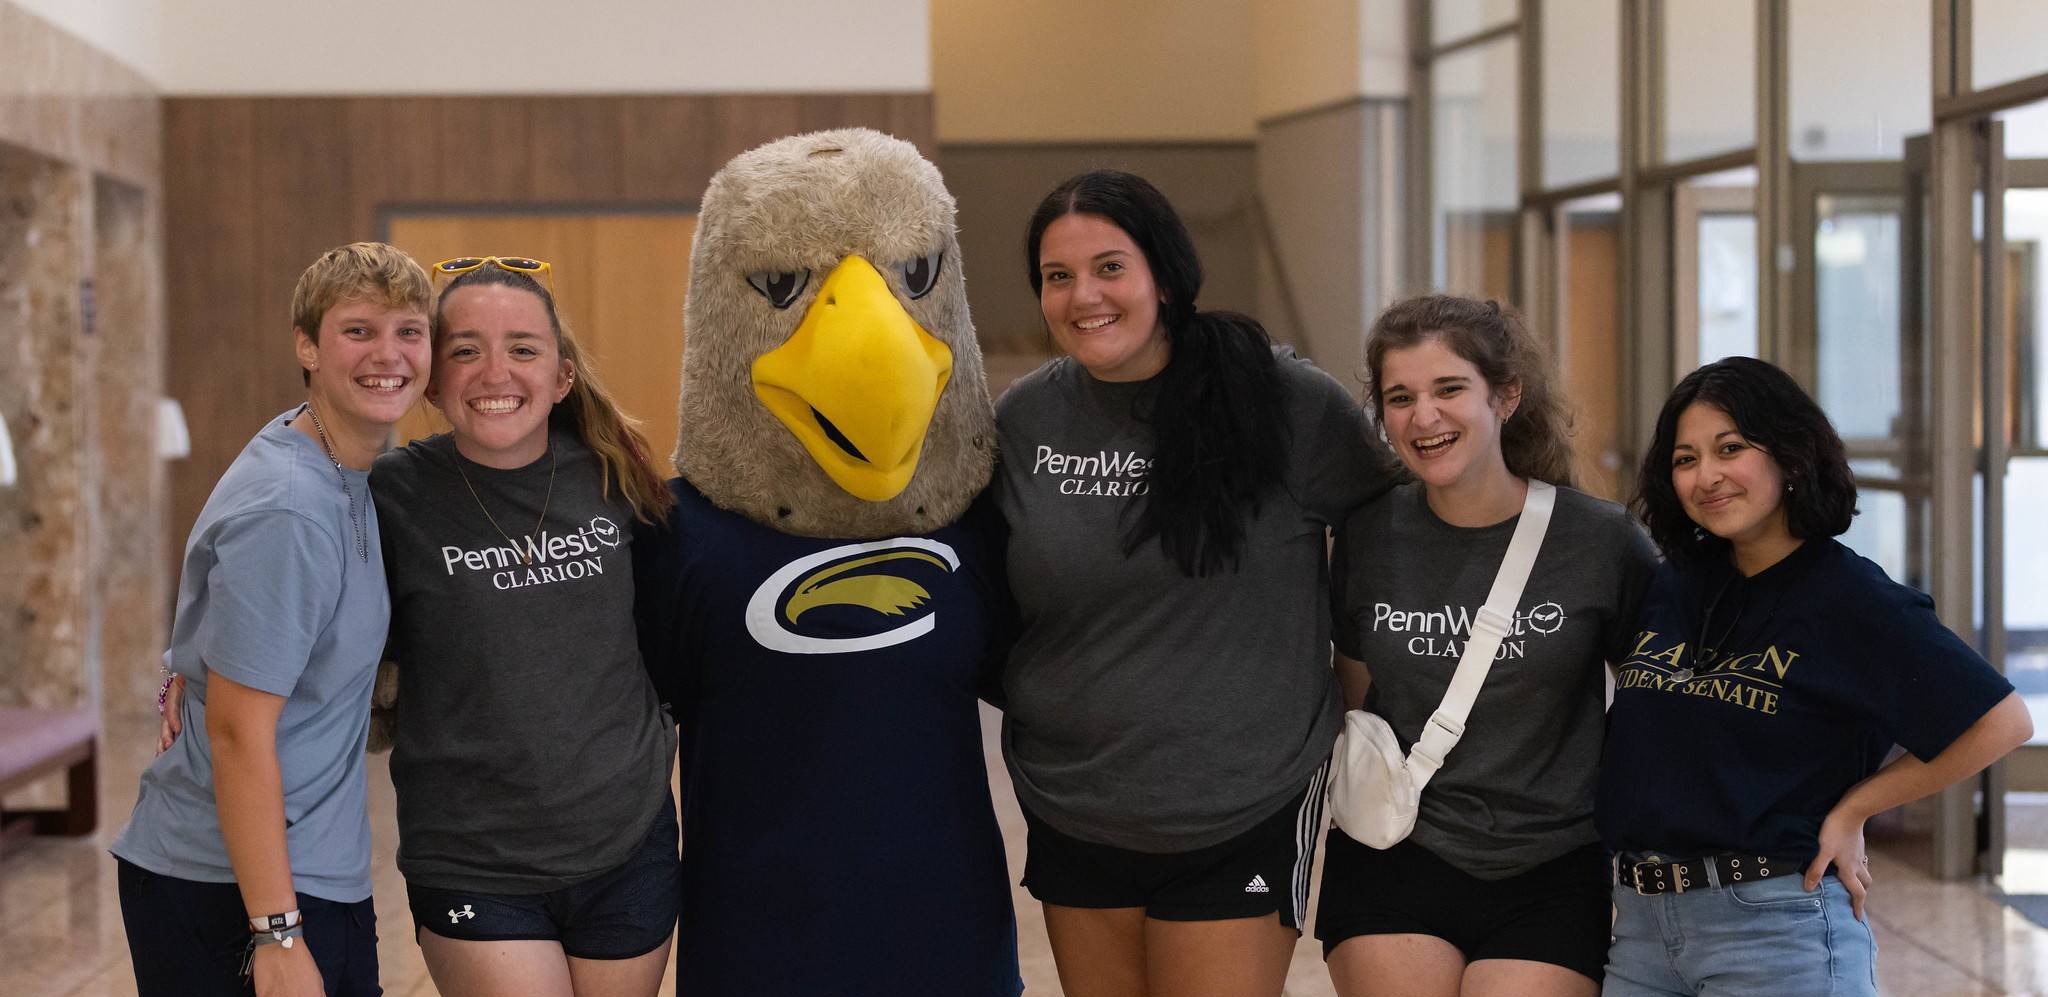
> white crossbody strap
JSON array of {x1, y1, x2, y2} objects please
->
[{"x1": 1405, "y1": 480, "x2": 1557, "y2": 787}]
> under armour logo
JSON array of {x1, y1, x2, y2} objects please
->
[{"x1": 448, "y1": 905, "x2": 475, "y2": 924}]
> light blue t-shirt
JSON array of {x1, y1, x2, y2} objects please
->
[{"x1": 112, "y1": 408, "x2": 387, "y2": 902}]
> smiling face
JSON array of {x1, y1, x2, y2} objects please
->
[
  {"x1": 295, "y1": 297, "x2": 431, "y2": 433},
  {"x1": 1035, "y1": 212, "x2": 1170, "y2": 382},
  {"x1": 1377, "y1": 336, "x2": 1517, "y2": 492},
  {"x1": 1671, "y1": 400, "x2": 1792, "y2": 554},
  {"x1": 428, "y1": 284, "x2": 573, "y2": 469}
]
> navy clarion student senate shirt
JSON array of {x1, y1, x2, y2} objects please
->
[
  {"x1": 634, "y1": 478, "x2": 1020, "y2": 997},
  {"x1": 1597, "y1": 538, "x2": 2012, "y2": 861}
]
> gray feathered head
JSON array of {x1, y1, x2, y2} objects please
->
[{"x1": 675, "y1": 128, "x2": 994, "y2": 538}]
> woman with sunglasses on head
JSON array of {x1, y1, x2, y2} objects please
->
[
  {"x1": 1316, "y1": 296, "x2": 1657, "y2": 997},
  {"x1": 1598, "y1": 356, "x2": 2030, "y2": 997},
  {"x1": 995, "y1": 170, "x2": 1394, "y2": 997},
  {"x1": 370, "y1": 257, "x2": 678, "y2": 997}
]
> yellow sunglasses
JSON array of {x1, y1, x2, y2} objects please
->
[{"x1": 433, "y1": 256, "x2": 554, "y2": 290}]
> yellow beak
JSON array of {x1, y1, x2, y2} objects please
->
[{"x1": 751, "y1": 255, "x2": 953, "y2": 502}]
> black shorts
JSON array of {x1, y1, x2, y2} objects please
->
[
  {"x1": 1021, "y1": 764, "x2": 1327, "y2": 930},
  {"x1": 1315, "y1": 829, "x2": 1610, "y2": 983},
  {"x1": 406, "y1": 797, "x2": 681, "y2": 961}
]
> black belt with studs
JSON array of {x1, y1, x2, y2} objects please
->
[{"x1": 1615, "y1": 853, "x2": 1806, "y2": 895}]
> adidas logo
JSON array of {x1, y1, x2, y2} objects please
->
[{"x1": 1244, "y1": 875, "x2": 1270, "y2": 894}]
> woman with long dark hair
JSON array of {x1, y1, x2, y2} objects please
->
[
  {"x1": 1317, "y1": 295, "x2": 1656, "y2": 997},
  {"x1": 994, "y1": 170, "x2": 1393, "y2": 996},
  {"x1": 1599, "y1": 356, "x2": 2029, "y2": 996}
]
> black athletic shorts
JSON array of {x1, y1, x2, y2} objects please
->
[
  {"x1": 1315, "y1": 829, "x2": 1611, "y2": 983},
  {"x1": 1020, "y1": 763, "x2": 1328, "y2": 930},
  {"x1": 406, "y1": 795, "x2": 680, "y2": 961}
]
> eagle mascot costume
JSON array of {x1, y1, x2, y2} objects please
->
[{"x1": 634, "y1": 128, "x2": 1020, "y2": 996}]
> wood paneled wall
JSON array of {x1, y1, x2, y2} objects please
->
[{"x1": 163, "y1": 92, "x2": 933, "y2": 550}]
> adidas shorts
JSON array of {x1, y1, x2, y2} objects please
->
[
  {"x1": 1019, "y1": 763, "x2": 1327, "y2": 930},
  {"x1": 405, "y1": 795, "x2": 680, "y2": 961}
]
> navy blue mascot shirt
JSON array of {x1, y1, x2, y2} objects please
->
[
  {"x1": 635, "y1": 478, "x2": 1020, "y2": 997},
  {"x1": 1598, "y1": 538, "x2": 2012, "y2": 861}
]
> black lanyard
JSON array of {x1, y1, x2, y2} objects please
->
[{"x1": 1671, "y1": 570, "x2": 1747, "y2": 685}]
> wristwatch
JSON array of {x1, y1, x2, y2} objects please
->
[{"x1": 248, "y1": 910, "x2": 302, "y2": 934}]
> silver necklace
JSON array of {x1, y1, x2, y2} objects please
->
[
  {"x1": 304, "y1": 402, "x2": 368, "y2": 563},
  {"x1": 455, "y1": 438, "x2": 556, "y2": 566}
]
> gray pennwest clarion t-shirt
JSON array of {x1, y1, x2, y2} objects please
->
[
  {"x1": 372, "y1": 431, "x2": 673, "y2": 894},
  {"x1": 1332, "y1": 482, "x2": 1658, "y2": 878},
  {"x1": 996, "y1": 350, "x2": 1393, "y2": 853}
]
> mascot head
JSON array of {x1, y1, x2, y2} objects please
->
[{"x1": 675, "y1": 128, "x2": 994, "y2": 538}]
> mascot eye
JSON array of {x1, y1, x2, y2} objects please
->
[
  {"x1": 746, "y1": 269, "x2": 811, "y2": 309},
  {"x1": 900, "y1": 250, "x2": 944, "y2": 300}
]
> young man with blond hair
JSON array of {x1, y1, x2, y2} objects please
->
[{"x1": 113, "y1": 243, "x2": 433, "y2": 996}]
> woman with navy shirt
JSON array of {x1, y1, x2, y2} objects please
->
[{"x1": 1598, "y1": 356, "x2": 2032, "y2": 997}]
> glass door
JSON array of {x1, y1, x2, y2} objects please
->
[
  {"x1": 1987, "y1": 103, "x2": 2048, "y2": 770},
  {"x1": 1791, "y1": 160, "x2": 1926, "y2": 590},
  {"x1": 1673, "y1": 170, "x2": 1761, "y2": 379},
  {"x1": 1993, "y1": 120, "x2": 2048, "y2": 750},
  {"x1": 1945, "y1": 103, "x2": 2048, "y2": 878}
]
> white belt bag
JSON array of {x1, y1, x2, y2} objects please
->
[{"x1": 1327, "y1": 481, "x2": 1557, "y2": 849}]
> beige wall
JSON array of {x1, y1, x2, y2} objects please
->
[
  {"x1": 1255, "y1": 0, "x2": 1363, "y2": 120},
  {"x1": 932, "y1": 0, "x2": 1256, "y2": 142},
  {"x1": 7, "y1": 0, "x2": 164, "y2": 85},
  {"x1": 1254, "y1": 0, "x2": 1407, "y2": 119},
  {"x1": 17, "y1": 0, "x2": 927, "y2": 94}
]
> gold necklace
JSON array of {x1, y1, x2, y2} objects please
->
[
  {"x1": 304, "y1": 402, "x2": 368, "y2": 562},
  {"x1": 454, "y1": 436, "x2": 556, "y2": 566}
]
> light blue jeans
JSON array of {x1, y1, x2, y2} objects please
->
[{"x1": 1603, "y1": 869, "x2": 1878, "y2": 996}]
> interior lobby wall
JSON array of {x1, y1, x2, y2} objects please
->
[
  {"x1": 930, "y1": 0, "x2": 1256, "y2": 143},
  {"x1": 1, "y1": 0, "x2": 167, "y2": 810},
  {"x1": 1249, "y1": 0, "x2": 1406, "y2": 386},
  {"x1": 1255, "y1": 101, "x2": 1404, "y2": 385},
  {"x1": 160, "y1": 93, "x2": 935, "y2": 556},
  {"x1": 928, "y1": 0, "x2": 1410, "y2": 388},
  {"x1": 5, "y1": 0, "x2": 166, "y2": 88},
  {"x1": 937, "y1": 143, "x2": 1261, "y2": 358},
  {"x1": 0, "y1": 145, "x2": 89, "y2": 710},
  {"x1": 929, "y1": 0, "x2": 1264, "y2": 380},
  {"x1": 15, "y1": 0, "x2": 924, "y2": 96}
]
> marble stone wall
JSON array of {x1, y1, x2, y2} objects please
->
[
  {"x1": 0, "y1": 145, "x2": 88, "y2": 710},
  {"x1": 0, "y1": 1, "x2": 166, "y2": 810},
  {"x1": 92, "y1": 175, "x2": 166, "y2": 713}
]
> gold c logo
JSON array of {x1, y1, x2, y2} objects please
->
[
  {"x1": 745, "y1": 539, "x2": 961, "y2": 654},
  {"x1": 784, "y1": 550, "x2": 949, "y2": 625}
]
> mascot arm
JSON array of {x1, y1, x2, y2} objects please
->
[
  {"x1": 631, "y1": 507, "x2": 692, "y2": 721},
  {"x1": 966, "y1": 488, "x2": 1014, "y2": 712},
  {"x1": 366, "y1": 658, "x2": 399, "y2": 754}
]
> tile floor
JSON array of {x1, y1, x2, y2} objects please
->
[{"x1": 6, "y1": 704, "x2": 2048, "y2": 996}]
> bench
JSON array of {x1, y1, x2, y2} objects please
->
[{"x1": 0, "y1": 707, "x2": 98, "y2": 856}]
